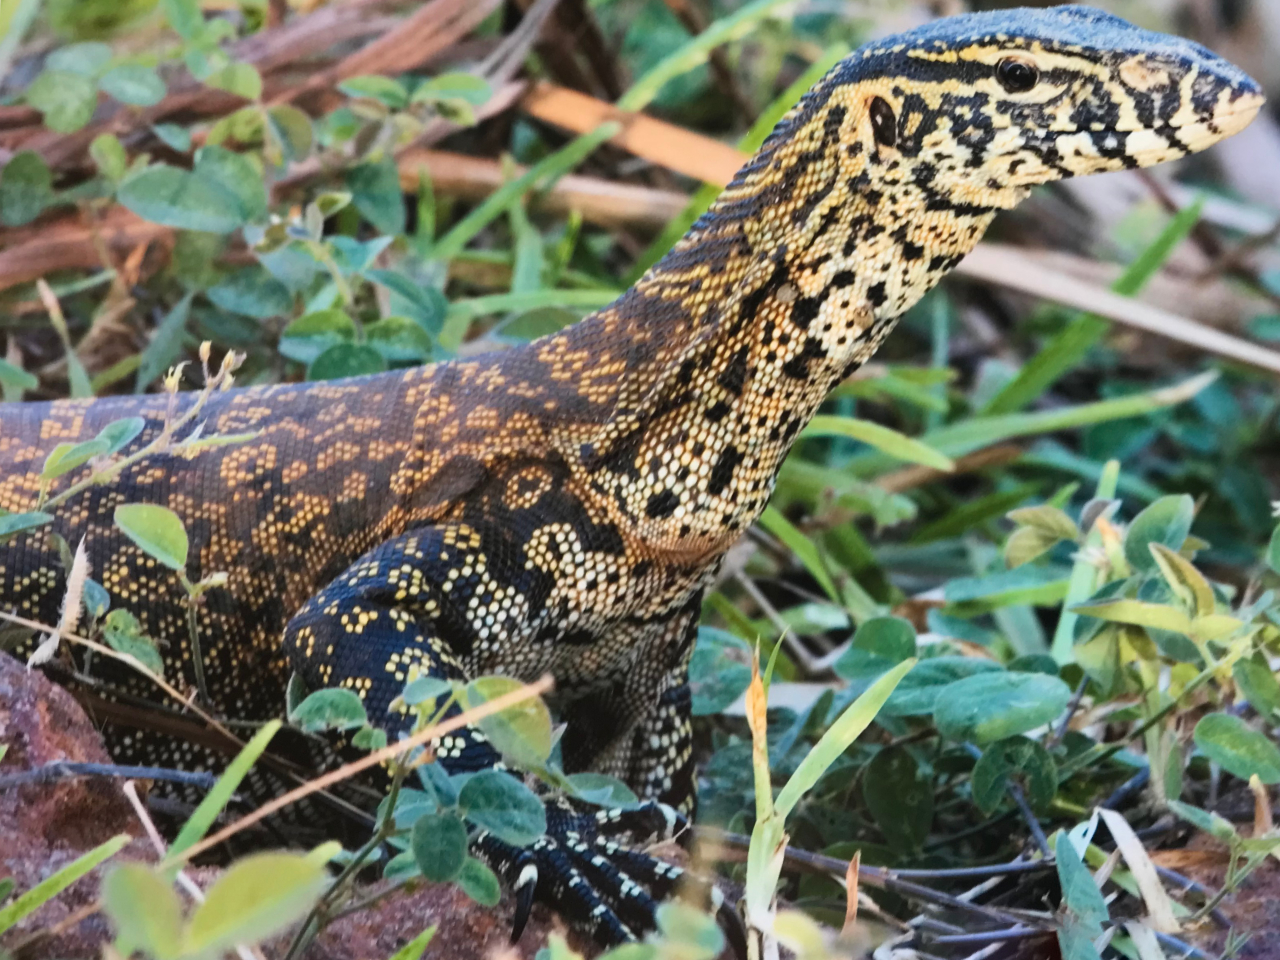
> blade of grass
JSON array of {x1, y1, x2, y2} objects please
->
[
  {"x1": 983, "y1": 198, "x2": 1206, "y2": 415},
  {"x1": 440, "y1": 288, "x2": 619, "y2": 349},
  {"x1": 843, "y1": 371, "x2": 1216, "y2": 479},
  {"x1": 1050, "y1": 459, "x2": 1120, "y2": 664},
  {"x1": 0, "y1": 834, "x2": 130, "y2": 935},
  {"x1": 803, "y1": 415, "x2": 954, "y2": 471},
  {"x1": 626, "y1": 45, "x2": 847, "y2": 283},
  {"x1": 165, "y1": 720, "x2": 281, "y2": 865},
  {"x1": 774, "y1": 656, "x2": 915, "y2": 819},
  {"x1": 429, "y1": 124, "x2": 619, "y2": 264},
  {"x1": 758, "y1": 506, "x2": 838, "y2": 602},
  {"x1": 617, "y1": 0, "x2": 803, "y2": 111}
]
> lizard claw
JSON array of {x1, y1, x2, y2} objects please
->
[
  {"x1": 510, "y1": 861, "x2": 539, "y2": 943},
  {"x1": 477, "y1": 797, "x2": 707, "y2": 946}
]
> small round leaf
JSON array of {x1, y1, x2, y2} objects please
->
[
  {"x1": 411, "y1": 812, "x2": 468, "y2": 883},
  {"x1": 933, "y1": 672, "x2": 1071, "y2": 745},
  {"x1": 970, "y1": 736, "x2": 1057, "y2": 815},
  {"x1": 458, "y1": 769, "x2": 547, "y2": 846},
  {"x1": 1194, "y1": 712, "x2": 1280, "y2": 784},
  {"x1": 113, "y1": 503, "x2": 189, "y2": 571}
]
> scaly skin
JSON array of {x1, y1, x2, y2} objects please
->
[{"x1": 0, "y1": 4, "x2": 1263, "y2": 944}]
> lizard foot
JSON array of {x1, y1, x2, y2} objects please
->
[{"x1": 474, "y1": 797, "x2": 729, "y2": 947}]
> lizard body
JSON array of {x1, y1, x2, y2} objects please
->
[{"x1": 0, "y1": 5, "x2": 1263, "y2": 943}]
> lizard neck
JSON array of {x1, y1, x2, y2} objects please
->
[{"x1": 555, "y1": 92, "x2": 1003, "y2": 560}]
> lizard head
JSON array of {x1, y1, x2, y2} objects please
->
[{"x1": 815, "y1": 3, "x2": 1265, "y2": 211}]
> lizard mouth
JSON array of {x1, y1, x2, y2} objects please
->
[{"x1": 1126, "y1": 90, "x2": 1266, "y2": 161}]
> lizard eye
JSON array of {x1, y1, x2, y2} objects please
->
[
  {"x1": 996, "y1": 56, "x2": 1039, "y2": 93},
  {"x1": 869, "y1": 96, "x2": 897, "y2": 147}
]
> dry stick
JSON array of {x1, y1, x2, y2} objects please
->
[{"x1": 0, "y1": 609, "x2": 230, "y2": 735}]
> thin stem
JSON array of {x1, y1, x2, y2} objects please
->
[{"x1": 184, "y1": 589, "x2": 211, "y2": 708}]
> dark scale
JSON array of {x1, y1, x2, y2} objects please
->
[{"x1": 0, "y1": 4, "x2": 1263, "y2": 947}]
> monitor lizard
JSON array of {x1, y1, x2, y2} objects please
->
[{"x1": 0, "y1": 3, "x2": 1263, "y2": 945}]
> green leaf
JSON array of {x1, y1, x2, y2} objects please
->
[
  {"x1": 366, "y1": 316, "x2": 433, "y2": 364},
  {"x1": 46, "y1": 42, "x2": 111, "y2": 77},
  {"x1": 102, "y1": 609, "x2": 164, "y2": 676},
  {"x1": 119, "y1": 164, "x2": 245, "y2": 233},
  {"x1": 1055, "y1": 833, "x2": 1108, "y2": 938},
  {"x1": 0, "y1": 151, "x2": 54, "y2": 227},
  {"x1": 0, "y1": 834, "x2": 130, "y2": 936},
  {"x1": 90, "y1": 133, "x2": 129, "y2": 181},
  {"x1": 194, "y1": 145, "x2": 268, "y2": 223},
  {"x1": 832, "y1": 616, "x2": 916, "y2": 681},
  {"x1": 385, "y1": 925, "x2": 438, "y2": 960},
  {"x1": 688, "y1": 627, "x2": 752, "y2": 716},
  {"x1": 168, "y1": 721, "x2": 281, "y2": 860},
  {"x1": 0, "y1": 356, "x2": 39, "y2": 393},
  {"x1": 862, "y1": 746, "x2": 932, "y2": 853},
  {"x1": 308, "y1": 343, "x2": 387, "y2": 381},
  {"x1": 136, "y1": 293, "x2": 193, "y2": 391},
  {"x1": 161, "y1": 0, "x2": 203, "y2": 39},
  {"x1": 933, "y1": 672, "x2": 1071, "y2": 745},
  {"x1": 410, "y1": 73, "x2": 491, "y2": 106},
  {"x1": 345, "y1": 157, "x2": 406, "y2": 235},
  {"x1": 1193, "y1": 712, "x2": 1280, "y2": 784},
  {"x1": 401, "y1": 675, "x2": 451, "y2": 706},
  {"x1": 1234, "y1": 654, "x2": 1280, "y2": 718},
  {"x1": 1125, "y1": 495, "x2": 1194, "y2": 574},
  {"x1": 970, "y1": 736, "x2": 1057, "y2": 815},
  {"x1": 1266, "y1": 524, "x2": 1280, "y2": 575},
  {"x1": 1069, "y1": 598, "x2": 1193, "y2": 635},
  {"x1": 96, "y1": 417, "x2": 146, "y2": 456},
  {"x1": 881, "y1": 657, "x2": 1003, "y2": 717},
  {"x1": 410, "y1": 812, "x2": 468, "y2": 883},
  {"x1": 279, "y1": 309, "x2": 356, "y2": 365},
  {"x1": 102, "y1": 864, "x2": 184, "y2": 960},
  {"x1": 0, "y1": 877, "x2": 12, "y2": 903},
  {"x1": 26, "y1": 69, "x2": 98, "y2": 132},
  {"x1": 153, "y1": 123, "x2": 192, "y2": 152},
  {"x1": 1057, "y1": 913, "x2": 1103, "y2": 960},
  {"x1": 463, "y1": 676, "x2": 553, "y2": 767},
  {"x1": 457, "y1": 857, "x2": 501, "y2": 906},
  {"x1": 289, "y1": 688, "x2": 369, "y2": 733},
  {"x1": 1008, "y1": 505, "x2": 1080, "y2": 541},
  {"x1": 99, "y1": 64, "x2": 166, "y2": 106},
  {"x1": 366, "y1": 269, "x2": 446, "y2": 335},
  {"x1": 207, "y1": 266, "x2": 293, "y2": 319},
  {"x1": 1148, "y1": 542, "x2": 1215, "y2": 616},
  {"x1": 774, "y1": 657, "x2": 915, "y2": 819},
  {"x1": 803, "y1": 415, "x2": 953, "y2": 470},
  {"x1": 114, "y1": 503, "x2": 189, "y2": 571},
  {"x1": 41, "y1": 439, "x2": 109, "y2": 480},
  {"x1": 266, "y1": 104, "x2": 314, "y2": 162},
  {"x1": 185, "y1": 852, "x2": 327, "y2": 954},
  {"x1": 458, "y1": 769, "x2": 547, "y2": 846},
  {"x1": 1167, "y1": 800, "x2": 1239, "y2": 843},
  {"x1": 339, "y1": 75, "x2": 408, "y2": 108},
  {"x1": 205, "y1": 61, "x2": 263, "y2": 100},
  {"x1": 944, "y1": 564, "x2": 1070, "y2": 610},
  {"x1": 566, "y1": 773, "x2": 638, "y2": 808},
  {"x1": 1004, "y1": 525, "x2": 1063, "y2": 568},
  {"x1": 0, "y1": 511, "x2": 53, "y2": 540}
]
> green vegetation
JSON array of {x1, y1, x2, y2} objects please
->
[{"x1": 2, "y1": 0, "x2": 1279, "y2": 958}]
